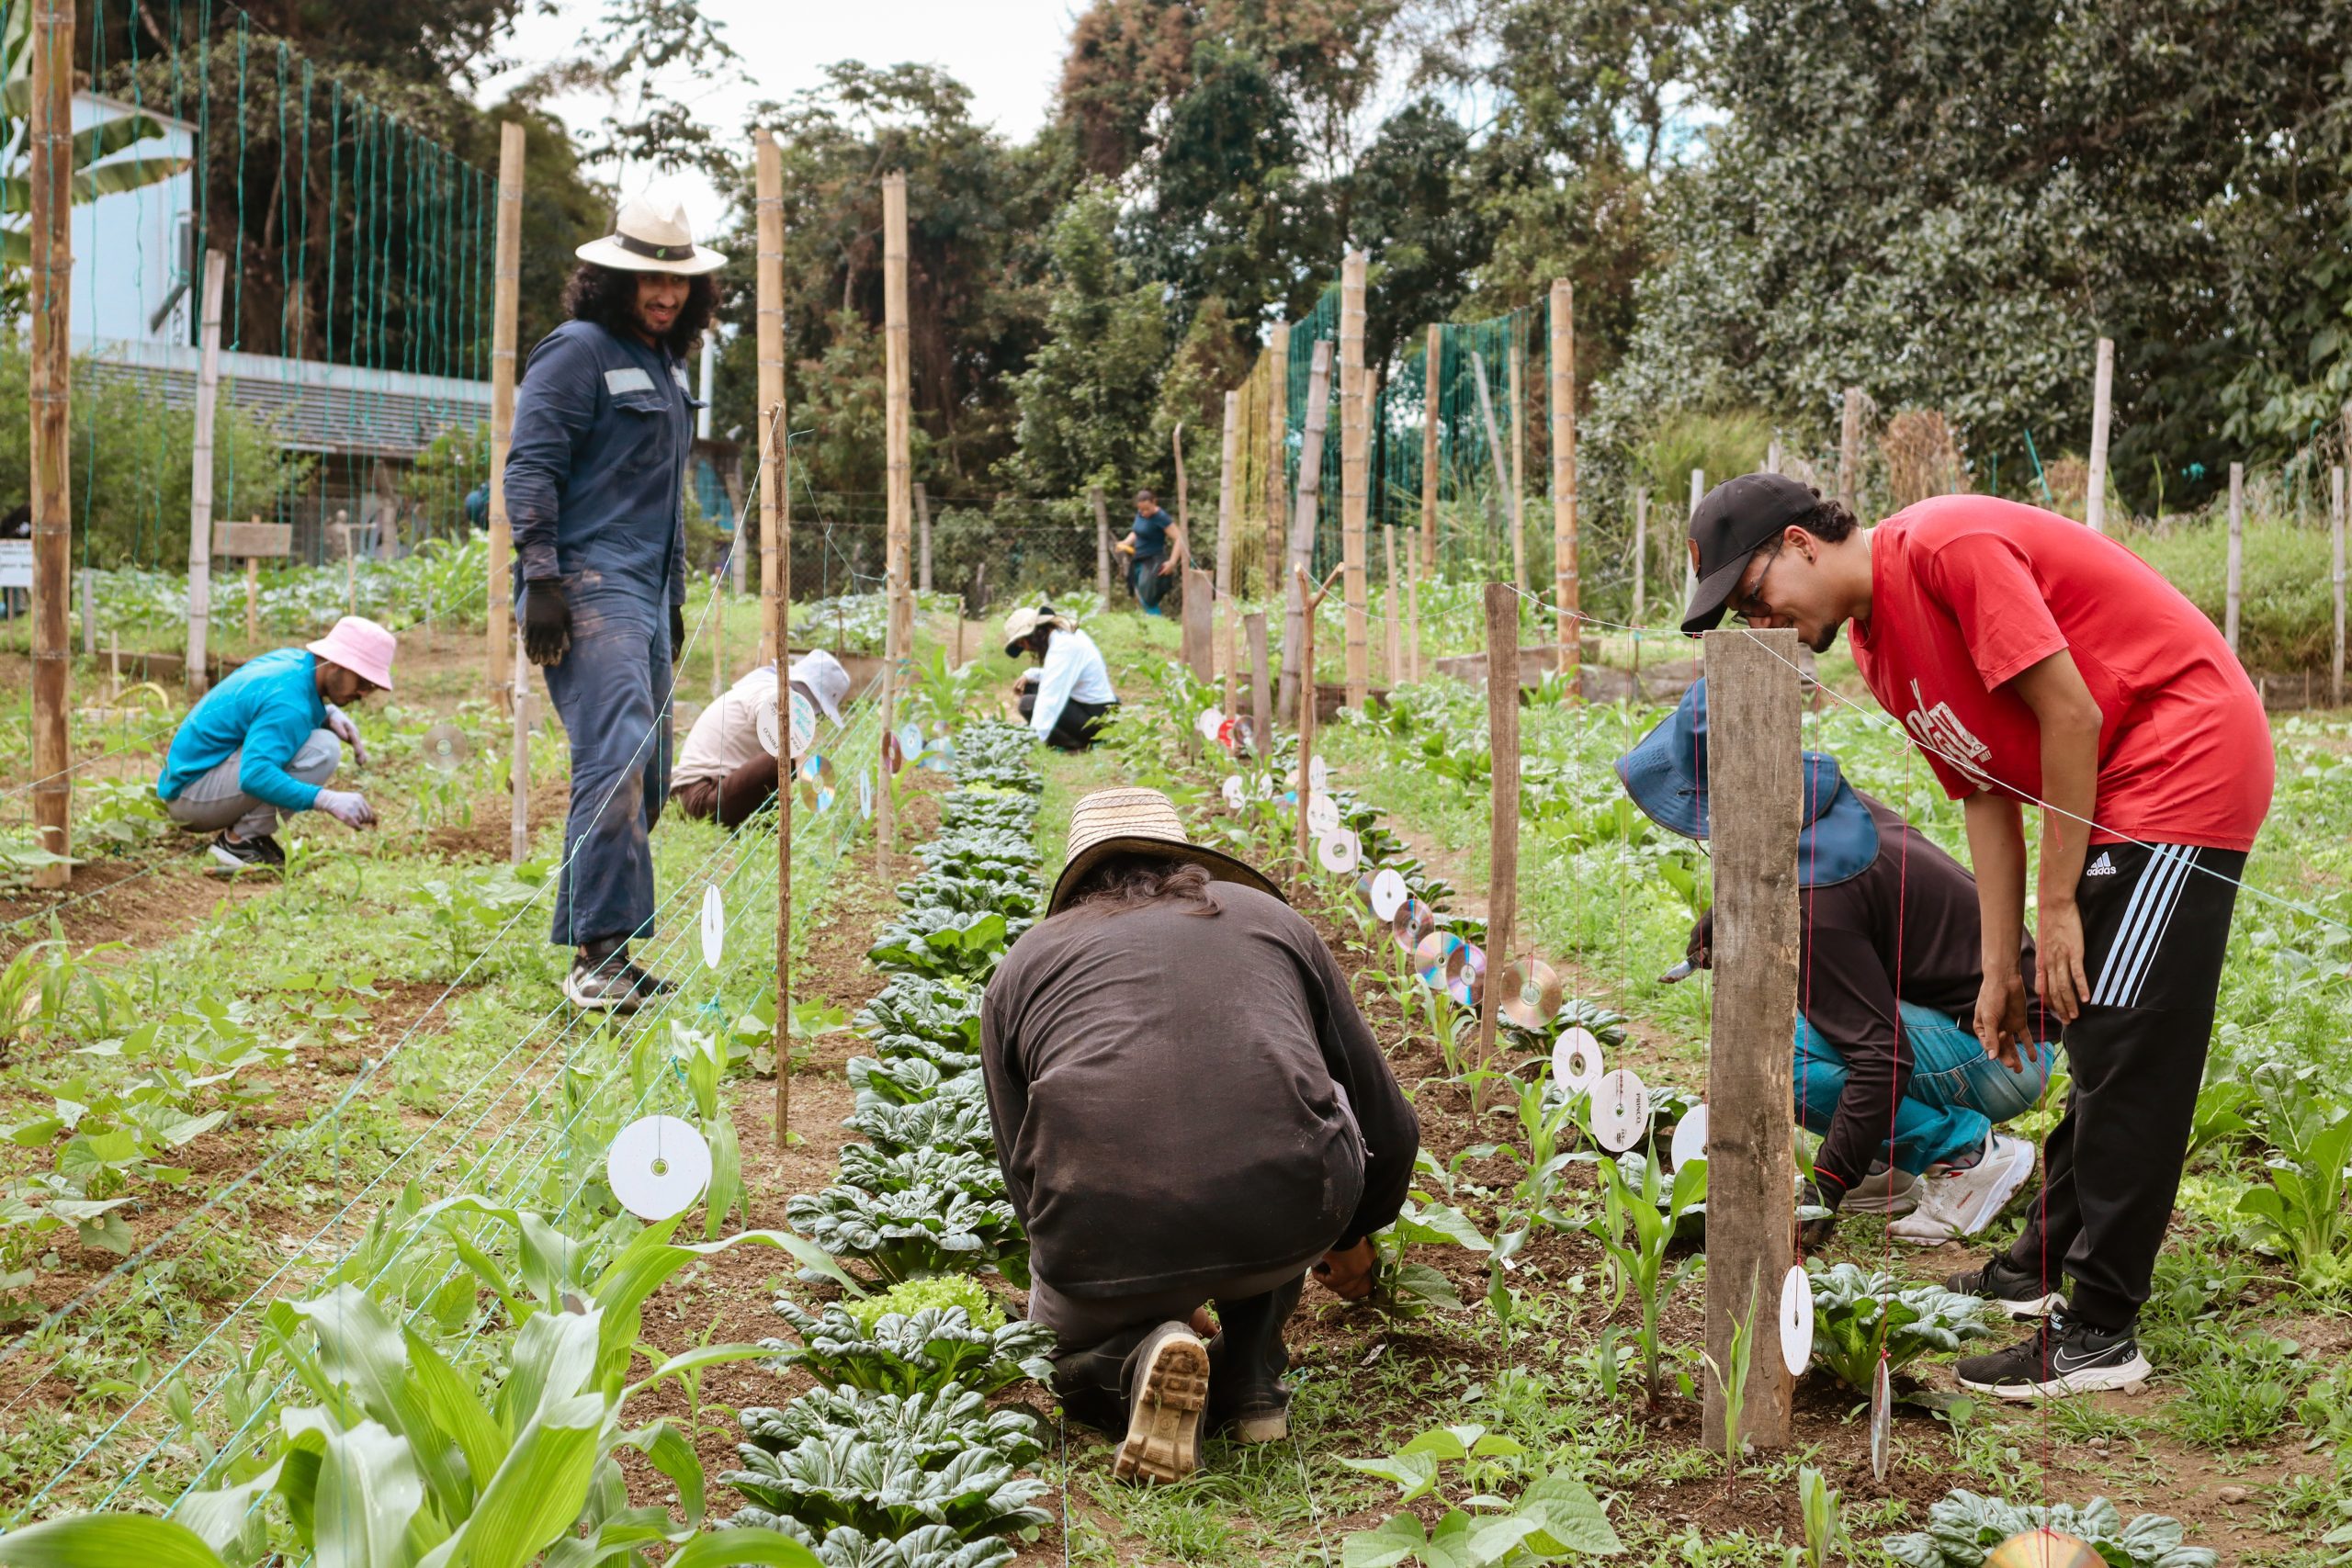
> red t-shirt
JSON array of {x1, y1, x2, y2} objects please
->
[{"x1": 1849, "y1": 496, "x2": 2272, "y2": 852}]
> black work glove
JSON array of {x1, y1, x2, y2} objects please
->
[
  {"x1": 671, "y1": 604, "x2": 686, "y2": 666},
  {"x1": 522, "y1": 580, "x2": 571, "y2": 666}
]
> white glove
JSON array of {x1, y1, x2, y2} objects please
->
[
  {"x1": 323, "y1": 705, "x2": 368, "y2": 766},
  {"x1": 314, "y1": 788, "x2": 376, "y2": 829}
]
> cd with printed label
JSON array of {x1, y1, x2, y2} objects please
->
[
  {"x1": 897, "y1": 722, "x2": 923, "y2": 761},
  {"x1": 699, "y1": 884, "x2": 725, "y2": 969},
  {"x1": 858, "y1": 769, "x2": 874, "y2": 819},
  {"x1": 1368, "y1": 868, "x2": 1408, "y2": 920},
  {"x1": 1306, "y1": 791, "x2": 1341, "y2": 834},
  {"x1": 1552, "y1": 1027, "x2": 1604, "y2": 1095},
  {"x1": 606, "y1": 1115, "x2": 713, "y2": 1222},
  {"x1": 1392, "y1": 896, "x2": 1436, "y2": 953},
  {"x1": 790, "y1": 690, "x2": 818, "y2": 758},
  {"x1": 1221, "y1": 775, "x2": 1246, "y2": 810},
  {"x1": 1779, "y1": 1263, "x2": 1814, "y2": 1377},
  {"x1": 1498, "y1": 958, "x2": 1564, "y2": 1031},
  {"x1": 1317, "y1": 828, "x2": 1361, "y2": 874},
  {"x1": 1668, "y1": 1104, "x2": 1710, "y2": 1171},
  {"x1": 1591, "y1": 1067, "x2": 1651, "y2": 1153},
  {"x1": 1308, "y1": 756, "x2": 1329, "y2": 791}
]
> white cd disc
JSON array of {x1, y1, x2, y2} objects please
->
[
  {"x1": 1668, "y1": 1103, "x2": 1710, "y2": 1171},
  {"x1": 1308, "y1": 756, "x2": 1329, "y2": 791},
  {"x1": 1870, "y1": 1355, "x2": 1893, "y2": 1480},
  {"x1": 1317, "y1": 828, "x2": 1361, "y2": 874},
  {"x1": 1368, "y1": 868, "x2": 1408, "y2": 921},
  {"x1": 789, "y1": 689, "x2": 818, "y2": 759},
  {"x1": 1779, "y1": 1263, "x2": 1814, "y2": 1378},
  {"x1": 605, "y1": 1115, "x2": 713, "y2": 1222},
  {"x1": 1221, "y1": 775, "x2": 1246, "y2": 810},
  {"x1": 1196, "y1": 706, "x2": 1225, "y2": 742},
  {"x1": 1592, "y1": 1067, "x2": 1650, "y2": 1154},
  {"x1": 1306, "y1": 791, "x2": 1340, "y2": 834},
  {"x1": 858, "y1": 769, "x2": 874, "y2": 819},
  {"x1": 1552, "y1": 1027, "x2": 1604, "y2": 1096},
  {"x1": 699, "y1": 884, "x2": 725, "y2": 969},
  {"x1": 897, "y1": 722, "x2": 923, "y2": 761},
  {"x1": 755, "y1": 696, "x2": 780, "y2": 758},
  {"x1": 421, "y1": 722, "x2": 473, "y2": 773}
]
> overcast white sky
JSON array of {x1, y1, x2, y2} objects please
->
[{"x1": 476, "y1": 0, "x2": 1080, "y2": 237}]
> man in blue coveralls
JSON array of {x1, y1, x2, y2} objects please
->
[
  {"x1": 505, "y1": 195, "x2": 725, "y2": 1011},
  {"x1": 1112, "y1": 488, "x2": 1184, "y2": 615}
]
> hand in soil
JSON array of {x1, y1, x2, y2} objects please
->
[{"x1": 1313, "y1": 1237, "x2": 1377, "y2": 1301}]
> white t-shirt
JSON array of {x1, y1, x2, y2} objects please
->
[
  {"x1": 673, "y1": 666, "x2": 777, "y2": 793},
  {"x1": 1030, "y1": 626, "x2": 1115, "y2": 740}
]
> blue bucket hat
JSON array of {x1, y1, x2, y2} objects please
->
[{"x1": 1614, "y1": 679, "x2": 1880, "y2": 887}]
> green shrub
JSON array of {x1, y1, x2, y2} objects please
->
[{"x1": 2126, "y1": 516, "x2": 2334, "y2": 670}]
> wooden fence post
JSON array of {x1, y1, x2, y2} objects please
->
[
  {"x1": 2225, "y1": 463, "x2": 2244, "y2": 656},
  {"x1": 1838, "y1": 388, "x2": 1862, "y2": 517},
  {"x1": 882, "y1": 171, "x2": 913, "y2": 675},
  {"x1": 26, "y1": 0, "x2": 73, "y2": 886},
  {"x1": 1247, "y1": 612, "x2": 1272, "y2": 755},
  {"x1": 1421, "y1": 324, "x2": 1442, "y2": 581},
  {"x1": 1183, "y1": 567, "x2": 1215, "y2": 682},
  {"x1": 1508, "y1": 334, "x2": 1528, "y2": 594},
  {"x1": 767, "y1": 397, "x2": 794, "y2": 1142},
  {"x1": 1216, "y1": 390, "x2": 1240, "y2": 600},
  {"x1": 186, "y1": 251, "x2": 227, "y2": 697},
  {"x1": 755, "y1": 129, "x2": 786, "y2": 660},
  {"x1": 915, "y1": 481, "x2": 933, "y2": 594},
  {"x1": 1092, "y1": 486, "x2": 1113, "y2": 604},
  {"x1": 1477, "y1": 582, "x2": 1521, "y2": 1111},
  {"x1": 1700, "y1": 626, "x2": 1802, "y2": 1454},
  {"x1": 1549, "y1": 279, "x2": 1577, "y2": 684},
  {"x1": 2335, "y1": 465, "x2": 2346, "y2": 709},
  {"x1": 1384, "y1": 525, "x2": 1402, "y2": 686},
  {"x1": 2086, "y1": 338, "x2": 2114, "y2": 534},
  {"x1": 1264, "y1": 323, "x2": 1291, "y2": 596},
  {"x1": 1294, "y1": 566, "x2": 1340, "y2": 874},
  {"x1": 487, "y1": 122, "x2": 525, "y2": 706},
  {"x1": 1277, "y1": 341, "x2": 1336, "y2": 724},
  {"x1": 1340, "y1": 251, "x2": 1371, "y2": 707}
]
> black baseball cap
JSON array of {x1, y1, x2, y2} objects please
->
[{"x1": 1680, "y1": 473, "x2": 1825, "y2": 634}]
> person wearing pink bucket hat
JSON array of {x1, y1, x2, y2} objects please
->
[{"x1": 155, "y1": 615, "x2": 395, "y2": 872}]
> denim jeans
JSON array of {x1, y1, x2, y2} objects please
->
[{"x1": 1794, "y1": 1002, "x2": 2062, "y2": 1173}]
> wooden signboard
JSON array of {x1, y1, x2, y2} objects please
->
[{"x1": 214, "y1": 519, "x2": 294, "y2": 643}]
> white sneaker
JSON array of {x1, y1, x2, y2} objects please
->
[
  {"x1": 1842, "y1": 1164, "x2": 1921, "y2": 1216},
  {"x1": 1890, "y1": 1134, "x2": 2035, "y2": 1244}
]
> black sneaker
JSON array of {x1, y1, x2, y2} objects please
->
[
  {"x1": 1946, "y1": 1254, "x2": 2067, "y2": 1318},
  {"x1": 564, "y1": 950, "x2": 645, "y2": 1012},
  {"x1": 1956, "y1": 1312, "x2": 2149, "y2": 1400},
  {"x1": 206, "y1": 830, "x2": 279, "y2": 873},
  {"x1": 620, "y1": 962, "x2": 676, "y2": 1000}
]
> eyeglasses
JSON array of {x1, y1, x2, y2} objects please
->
[{"x1": 1731, "y1": 550, "x2": 1784, "y2": 623}]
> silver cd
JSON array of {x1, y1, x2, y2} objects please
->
[
  {"x1": 1221, "y1": 775, "x2": 1246, "y2": 810},
  {"x1": 1306, "y1": 791, "x2": 1340, "y2": 834}
]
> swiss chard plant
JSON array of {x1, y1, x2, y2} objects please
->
[
  {"x1": 869, "y1": 908, "x2": 1015, "y2": 980},
  {"x1": 1883, "y1": 1491, "x2": 2216, "y2": 1568},
  {"x1": 763, "y1": 1300, "x2": 1056, "y2": 1396},
  {"x1": 786, "y1": 1179, "x2": 1027, "y2": 1286},
  {"x1": 1806, "y1": 1263, "x2": 1996, "y2": 1393},
  {"x1": 724, "y1": 1427, "x2": 1049, "y2": 1547},
  {"x1": 847, "y1": 1093, "x2": 997, "y2": 1161},
  {"x1": 856, "y1": 975, "x2": 984, "y2": 1051}
]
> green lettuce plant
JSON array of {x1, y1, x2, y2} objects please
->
[
  {"x1": 763, "y1": 1300, "x2": 1056, "y2": 1396},
  {"x1": 786, "y1": 1180, "x2": 1026, "y2": 1286}
]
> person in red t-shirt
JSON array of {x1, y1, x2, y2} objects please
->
[{"x1": 1679, "y1": 474, "x2": 2273, "y2": 1400}]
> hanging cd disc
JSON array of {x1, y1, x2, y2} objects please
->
[
  {"x1": 1306, "y1": 792, "x2": 1341, "y2": 834},
  {"x1": 605, "y1": 1114, "x2": 713, "y2": 1222},
  {"x1": 1232, "y1": 715, "x2": 1255, "y2": 755},
  {"x1": 789, "y1": 689, "x2": 818, "y2": 758},
  {"x1": 1668, "y1": 1103, "x2": 1711, "y2": 1171},
  {"x1": 1368, "y1": 868, "x2": 1408, "y2": 921},
  {"x1": 1308, "y1": 756, "x2": 1330, "y2": 791},
  {"x1": 755, "y1": 695, "x2": 780, "y2": 758},
  {"x1": 1414, "y1": 930, "x2": 1464, "y2": 990},
  {"x1": 797, "y1": 754, "x2": 837, "y2": 813},
  {"x1": 1317, "y1": 828, "x2": 1361, "y2": 874},
  {"x1": 1592, "y1": 1067, "x2": 1651, "y2": 1153},
  {"x1": 1392, "y1": 896, "x2": 1436, "y2": 954},
  {"x1": 1779, "y1": 1264, "x2": 1814, "y2": 1378},
  {"x1": 1446, "y1": 942, "x2": 1487, "y2": 1008},
  {"x1": 881, "y1": 729, "x2": 904, "y2": 775},
  {"x1": 858, "y1": 769, "x2": 874, "y2": 819},
  {"x1": 421, "y1": 722, "x2": 473, "y2": 773},
  {"x1": 1870, "y1": 1354, "x2": 1893, "y2": 1481},
  {"x1": 1221, "y1": 775, "x2": 1246, "y2": 810},
  {"x1": 1552, "y1": 1027, "x2": 1604, "y2": 1095},
  {"x1": 1498, "y1": 957, "x2": 1564, "y2": 1031},
  {"x1": 1196, "y1": 705, "x2": 1225, "y2": 743},
  {"x1": 1217, "y1": 716, "x2": 1238, "y2": 752},
  {"x1": 897, "y1": 721, "x2": 923, "y2": 761},
  {"x1": 699, "y1": 883, "x2": 725, "y2": 969}
]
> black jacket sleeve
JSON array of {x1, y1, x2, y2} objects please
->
[{"x1": 1299, "y1": 925, "x2": 1419, "y2": 1247}]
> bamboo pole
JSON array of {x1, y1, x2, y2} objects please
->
[
  {"x1": 1422, "y1": 324, "x2": 1442, "y2": 580},
  {"x1": 26, "y1": 0, "x2": 73, "y2": 886},
  {"x1": 1340, "y1": 251, "x2": 1371, "y2": 707},
  {"x1": 1277, "y1": 341, "x2": 1336, "y2": 724},
  {"x1": 1508, "y1": 336, "x2": 1528, "y2": 593},
  {"x1": 768, "y1": 400, "x2": 794, "y2": 1142},
  {"x1": 2225, "y1": 463, "x2": 2244, "y2": 656},
  {"x1": 1838, "y1": 387, "x2": 1862, "y2": 517},
  {"x1": 1264, "y1": 323, "x2": 1291, "y2": 595},
  {"x1": 1222, "y1": 603, "x2": 1239, "y2": 728},
  {"x1": 487, "y1": 122, "x2": 525, "y2": 705},
  {"x1": 1247, "y1": 611, "x2": 1272, "y2": 756},
  {"x1": 1476, "y1": 582, "x2": 1521, "y2": 1108},
  {"x1": 1549, "y1": 279, "x2": 1577, "y2": 685},
  {"x1": 1384, "y1": 524, "x2": 1402, "y2": 686},
  {"x1": 915, "y1": 481, "x2": 933, "y2": 593},
  {"x1": 755, "y1": 130, "x2": 786, "y2": 660},
  {"x1": 1091, "y1": 486, "x2": 1113, "y2": 604},
  {"x1": 1216, "y1": 390, "x2": 1240, "y2": 600},
  {"x1": 1700, "y1": 626, "x2": 1803, "y2": 1453},
  {"x1": 185, "y1": 252, "x2": 226, "y2": 697},
  {"x1": 879, "y1": 172, "x2": 910, "y2": 866},
  {"x1": 1294, "y1": 565, "x2": 1342, "y2": 875},
  {"x1": 2086, "y1": 338, "x2": 2114, "y2": 534}
]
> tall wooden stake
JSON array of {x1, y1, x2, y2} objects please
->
[
  {"x1": 1216, "y1": 391, "x2": 1239, "y2": 599},
  {"x1": 1247, "y1": 611, "x2": 1272, "y2": 755},
  {"x1": 1222, "y1": 603, "x2": 1239, "y2": 725},
  {"x1": 2086, "y1": 337, "x2": 2114, "y2": 534},
  {"x1": 1384, "y1": 525, "x2": 1402, "y2": 685},
  {"x1": 1837, "y1": 387, "x2": 1862, "y2": 517},
  {"x1": 1508, "y1": 335, "x2": 1528, "y2": 594},
  {"x1": 1340, "y1": 250, "x2": 1371, "y2": 708},
  {"x1": 882, "y1": 171, "x2": 913, "y2": 674},
  {"x1": 1700, "y1": 626, "x2": 1802, "y2": 1453},
  {"x1": 755, "y1": 130, "x2": 786, "y2": 660},
  {"x1": 1471, "y1": 351, "x2": 1513, "y2": 571},
  {"x1": 1421, "y1": 324, "x2": 1442, "y2": 580},
  {"x1": 1549, "y1": 279, "x2": 1577, "y2": 685},
  {"x1": 26, "y1": 0, "x2": 73, "y2": 886},
  {"x1": 185, "y1": 252, "x2": 226, "y2": 697},
  {"x1": 1766, "y1": 437, "x2": 1782, "y2": 475},
  {"x1": 915, "y1": 481, "x2": 933, "y2": 593},
  {"x1": 1477, "y1": 582, "x2": 1521, "y2": 1106},
  {"x1": 2225, "y1": 462, "x2": 2244, "y2": 656},
  {"x1": 1294, "y1": 565, "x2": 1341, "y2": 875},
  {"x1": 1182, "y1": 567, "x2": 1216, "y2": 683},
  {"x1": 1277, "y1": 341, "x2": 1336, "y2": 724},
  {"x1": 1264, "y1": 323, "x2": 1291, "y2": 595},
  {"x1": 2334, "y1": 465, "x2": 2346, "y2": 709},
  {"x1": 487, "y1": 122, "x2": 525, "y2": 705},
  {"x1": 1091, "y1": 486, "x2": 1113, "y2": 604},
  {"x1": 767, "y1": 400, "x2": 794, "y2": 1141}
]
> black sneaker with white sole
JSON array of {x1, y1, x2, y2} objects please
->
[
  {"x1": 1956, "y1": 1312, "x2": 2149, "y2": 1400},
  {"x1": 621, "y1": 963, "x2": 676, "y2": 999},
  {"x1": 565, "y1": 951, "x2": 647, "y2": 1012},
  {"x1": 206, "y1": 830, "x2": 282, "y2": 872},
  {"x1": 1946, "y1": 1254, "x2": 2067, "y2": 1318}
]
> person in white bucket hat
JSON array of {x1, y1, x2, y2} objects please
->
[
  {"x1": 504, "y1": 193, "x2": 726, "y2": 1010},
  {"x1": 670, "y1": 649, "x2": 854, "y2": 828},
  {"x1": 155, "y1": 615, "x2": 394, "y2": 871}
]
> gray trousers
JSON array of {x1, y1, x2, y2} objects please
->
[{"x1": 163, "y1": 728, "x2": 340, "y2": 840}]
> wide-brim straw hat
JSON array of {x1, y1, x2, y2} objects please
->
[
  {"x1": 1048, "y1": 786, "x2": 1284, "y2": 916},
  {"x1": 1001, "y1": 604, "x2": 1066, "y2": 657},
  {"x1": 574, "y1": 194, "x2": 727, "y2": 276}
]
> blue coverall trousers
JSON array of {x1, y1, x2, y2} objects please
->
[{"x1": 540, "y1": 577, "x2": 673, "y2": 948}]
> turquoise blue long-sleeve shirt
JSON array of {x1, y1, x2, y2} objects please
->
[{"x1": 156, "y1": 648, "x2": 328, "y2": 813}]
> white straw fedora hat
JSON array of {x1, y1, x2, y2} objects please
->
[
  {"x1": 574, "y1": 194, "x2": 727, "y2": 276},
  {"x1": 1049, "y1": 786, "x2": 1283, "y2": 916}
]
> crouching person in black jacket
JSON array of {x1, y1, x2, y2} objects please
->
[{"x1": 981, "y1": 787, "x2": 1419, "y2": 1484}]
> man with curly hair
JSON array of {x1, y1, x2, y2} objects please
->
[{"x1": 505, "y1": 195, "x2": 725, "y2": 1010}]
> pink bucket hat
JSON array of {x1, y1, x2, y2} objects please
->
[{"x1": 306, "y1": 616, "x2": 397, "y2": 690}]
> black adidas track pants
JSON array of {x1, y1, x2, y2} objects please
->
[{"x1": 2002, "y1": 841, "x2": 2247, "y2": 1331}]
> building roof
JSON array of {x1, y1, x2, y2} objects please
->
[{"x1": 76, "y1": 336, "x2": 490, "y2": 459}]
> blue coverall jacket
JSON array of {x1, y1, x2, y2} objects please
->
[{"x1": 503, "y1": 317, "x2": 697, "y2": 950}]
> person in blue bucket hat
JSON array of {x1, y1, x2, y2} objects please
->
[{"x1": 1617, "y1": 679, "x2": 2061, "y2": 1250}]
